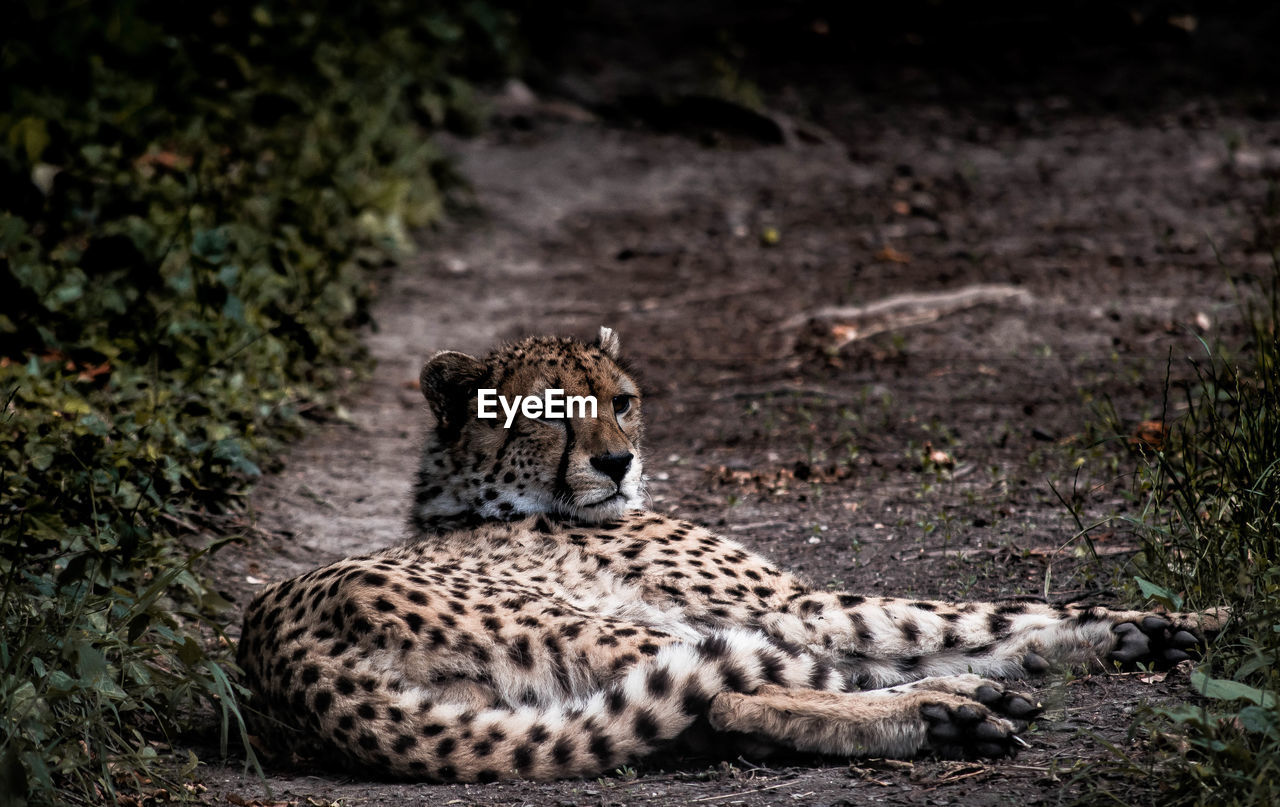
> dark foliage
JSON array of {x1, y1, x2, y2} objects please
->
[
  {"x1": 1083, "y1": 269, "x2": 1280, "y2": 805},
  {"x1": 0, "y1": 2, "x2": 513, "y2": 803}
]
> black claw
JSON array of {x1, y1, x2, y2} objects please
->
[
  {"x1": 1163, "y1": 648, "x2": 1192, "y2": 663},
  {"x1": 1172, "y1": 630, "x2": 1198, "y2": 648},
  {"x1": 974, "y1": 685, "x2": 1002, "y2": 706},
  {"x1": 1022, "y1": 651, "x2": 1050, "y2": 674},
  {"x1": 921, "y1": 704, "x2": 950, "y2": 723}
]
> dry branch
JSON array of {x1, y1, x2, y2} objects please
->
[{"x1": 777, "y1": 283, "x2": 1034, "y2": 350}]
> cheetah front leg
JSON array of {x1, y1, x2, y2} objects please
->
[
  {"x1": 761, "y1": 589, "x2": 1227, "y2": 687},
  {"x1": 708, "y1": 675, "x2": 1041, "y2": 760},
  {"x1": 641, "y1": 528, "x2": 1225, "y2": 686}
]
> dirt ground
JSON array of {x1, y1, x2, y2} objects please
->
[{"x1": 195, "y1": 25, "x2": 1280, "y2": 806}]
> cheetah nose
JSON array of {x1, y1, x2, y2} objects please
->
[{"x1": 590, "y1": 451, "x2": 633, "y2": 484}]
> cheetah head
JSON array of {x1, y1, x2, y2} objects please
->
[{"x1": 414, "y1": 327, "x2": 645, "y2": 527}]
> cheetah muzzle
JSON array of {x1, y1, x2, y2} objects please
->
[{"x1": 237, "y1": 327, "x2": 1228, "y2": 782}]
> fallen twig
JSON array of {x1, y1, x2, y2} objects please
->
[
  {"x1": 727, "y1": 521, "x2": 791, "y2": 532},
  {"x1": 690, "y1": 781, "x2": 795, "y2": 802},
  {"x1": 920, "y1": 766, "x2": 991, "y2": 791},
  {"x1": 913, "y1": 544, "x2": 1139, "y2": 559},
  {"x1": 776, "y1": 283, "x2": 1034, "y2": 352}
]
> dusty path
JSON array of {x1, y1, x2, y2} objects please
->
[
  {"x1": 201, "y1": 95, "x2": 1279, "y2": 805},
  {"x1": 218, "y1": 129, "x2": 711, "y2": 590}
]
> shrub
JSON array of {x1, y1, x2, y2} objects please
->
[
  {"x1": 1086, "y1": 268, "x2": 1280, "y2": 805},
  {"x1": 0, "y1": 2, "x2": 514, "y2": 803}
]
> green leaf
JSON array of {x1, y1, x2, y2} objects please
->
[
  {"x1": 222, "y1": 294, "x2": 245, "y2": 324},
  {"x1": 1237, "y1": 705, "x2": 1280, "y2": 739},
  {"x1": 192, "y1": 228, "x2": 230, "y2": 263},
  {"x1": 1134, "y1": 576, "x2": 1183, "y2": 610},
  {"x1": 126, "y1": 613, "x2": 151, "y2": 642},
  {"x1": 73, "y1": 641, "x2": 109, "y2": 683},
  {"x1": 27, "y1": 442, "x2": 56, "y2": 472},
  {"x1": 1235, "y1": 652, "x2": 1275, "y2": 680},
  {"x1": 1190, "y1": 669, "x2": 1277, "y2": 707},
  {"x1": 212, "y1": 438, "x2": 261, "y2": 476},
  {"x1": 217, "y1": 263, "x2": 239, "y2": 287},
  {"x1": 8, "y1": 116, "x2": 50, "y2": 163},
  {"x1": 45, "y1": 671, "x2": 76, "y2": 694},
  {"x1": 176, "y1": 636, "x2": 204, "y2": 666}
]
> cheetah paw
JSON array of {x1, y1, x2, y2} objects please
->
[
  {"x1": 920, "y1": 701, "x2": 1023, "y2": 759},
  {"x1": 896, "y1": 675, "x2": 1041, "y2": 729},
  {"x1": 971, "y1": 682, "x2": 1042, "y2": 728},
  {"x1": 1110, "y1": 616, "x2": 1203, "y2": 669}
]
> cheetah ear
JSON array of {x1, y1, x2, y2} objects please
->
[
  {"x1": 420, "y1": 351, "x2": 487, "y2": 432},
  {"x1": 595, "y1": 326, "x2": 621, "y2": 359}
]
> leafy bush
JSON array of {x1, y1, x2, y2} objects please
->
[
  {"x1": 1, "y1": 2, "x2": 513, "y2": 803},
  {"x1": 1088, "y1": 268, "x2": 1280, "y2": 805}
]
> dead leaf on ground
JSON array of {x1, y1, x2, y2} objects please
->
[
  {"x1": 922, "y1": 441, "x2": 955, "y2": 468},
  {"x1": 712, "y1": 461, "x2": 853, "y2": 494},
  {"x1": 827, "y1": 322, "x2": 861, "y2": 347},
  {"x1": 874, "y1": 245, "x2": 911, "y2": 264},
  {"x1": 77, "y1": 360, "x2": 111, "y2": 383},
  {"x1": 136, "y1": 150, "x2": 192, "y2": 170},
  {"x1": 1129, "y1": 419, "x2": 1170, "y2": 450}
]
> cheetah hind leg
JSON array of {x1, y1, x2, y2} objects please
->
[{"x1": 707, "y1": 679, "x2": 1040, "y2": 760}]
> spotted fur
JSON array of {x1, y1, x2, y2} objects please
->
[{"x1": 238, "y1": 328, "x2": 1226, "y2": 781}]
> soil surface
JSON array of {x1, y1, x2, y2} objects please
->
[{"x1": 196, "y1": 25, "x2": 1280, "y2": 806}]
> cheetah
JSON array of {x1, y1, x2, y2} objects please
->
[{"x1": 237, "y1": 327, "x2": 1225, "y2": 782}]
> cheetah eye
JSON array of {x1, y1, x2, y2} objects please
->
[{"x1": 612, "y1": 395, "x2": 633, "y2": 416}]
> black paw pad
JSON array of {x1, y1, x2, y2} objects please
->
[
  {"x1": 1110, "y1": 622, "x2": 1151, "y2": 664},
  {"x1": 1141, "y1": 616, "x2": 1171, "y2": 633}
]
